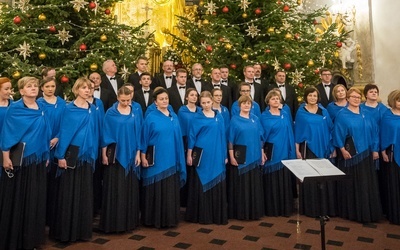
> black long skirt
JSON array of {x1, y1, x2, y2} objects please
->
[
  {"x1": 49, "y1": 162, "x2": 93, "y2": 242},
  {"x1": 227, "y1": 164, "x2": 264, "y2": 220},
  {"x1": 100, "y1": 163, "x2": 140, "y2": 232},
  {"x1": 46, "y1": 161, "x2": 59, "y2": 227},
  {"x1": 185, "y1": 167, "x2": 228, "y2": 225},
  {"x1": 0, "y1": 162, "x2": 47, "y2": 250},
  {"x1": 336, "y1": 154, "x2": 382, "y2": 223},
  {"x1": 384, "y1": 160, "x2": 400, "y2": 225},
  {"x1": 299, "y1": 179, "x2": 337, "y2": 218},
  {"x1": 141, "y1": 173, "x2": 180, "y2": 228},
  {"x1": 263, "y1": 168, "x2": 294, "y2": 217}
]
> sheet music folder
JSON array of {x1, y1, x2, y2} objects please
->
[{"x1": 281, "y1": 159, "x2": 347, "y2": 183}]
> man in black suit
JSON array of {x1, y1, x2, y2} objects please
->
[
  {"x1": 134, "y1": 72, "x2": 153, "y2": 115},
  {"x1": 89, "y1": 72, "x2": 113, "y2": 111},
  {"x1": 168, "y1": 68, "x2": 192, "y2": 114},
  {"x1": 253, "y1": 63, "x2": 270, "y2": 97},
  {"x1": 220, "y1": 65, "x2": 238, "y2": 101},
  {"x1": 315, "y1": 68, "x2": 336, "y2": 108},
  {"x1": 127, "y1": 56, "x2": 152, "y2": 90},
  {"x1": 186, "y1": 63, "x2": 212, "y2": 94},
  {"x1": 152, "y1": 60, "x2": 177, "y2": 89},
  {"x1": 210, "y1": 68, "x2": 232, "y2": 110},
  {"x1": 242, "y1": 65, "x2": 265, "y2": 110},
  {"x1": 267, "y1": 70, "x2": 298, "y2": 117},
  {"x1": 100, "y1": 59, "x2": 124, "y2": 107}
]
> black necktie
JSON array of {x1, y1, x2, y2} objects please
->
[
  {"x1": 195, "y1": 79, "x2": 201, "y2": 82},
  {"x1": 221, "y1": 80, "x2": 227, "y2": 83},
  {"x1": 213, "y1": 84, "x2": 221, "y2": 88},
  {"x1": 324, "y1": 84, "x2": 330, "y2": 88},
  {"x1": 278, "y1": 85, "x2": 285, "y2": 88},
  {"x1": 110, "y1": 77, "x2": 116, "y2": 80},
  {"x1": 179, "y1": 86, "x2": 186, "y2": 89},
  {"x1": 94, "y1": 88, "x2": 99, "y2": 91},
  {"x1": 143, "y1": 90, "x2": 150, "y2": 94},
  {"x1": 255, "y1": 78, "x2": 260, "y2": 81},
  {"x1": 166, "y1": 76, "x2": 172, "y2": 79}
]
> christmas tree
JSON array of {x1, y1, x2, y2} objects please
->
[
  {"x1": 0, "y1": 0, "x2": 150, "y2": 97},
  {"x1": 167, "y1": 0, "x2": 348, "y2": 99}
]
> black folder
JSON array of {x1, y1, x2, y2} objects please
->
[
  {"x1": 0, "y1": 142, "x2": 26, "y2": 167},
  {"x1": 191, "y1": 146, "x2": 203, "y2": 167},
  {"x1": 299, "y1": 141, "x2": 307, "y2": 159},
  {"x1": 386, "y1": 144, "x2": 394, "y2": 162},
  {"x1": 146, "y1": 145, "x2": 155, "y2": 166},
  {"x1": 263, "y1": 142, "x2": 274, "y2": 161},
  {"x1": 106, "y1": 143, "x2": 116, "y2": 164},
  {"x1": 233, "y1": 144, "x2": 247, "y2": 164},
  {"x1": 65, "y1": 145, "x2": 80, "y2": 169},
  {"x1": 338, "y1": 136, "x2": 357, "y2": 159}
]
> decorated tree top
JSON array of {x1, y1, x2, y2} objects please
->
[
  {"x1": 168, "y1": 0, "x2": 349, "y2": 99},
  {"x1": 0, "y1": 0, "x2": 150, "y2": 96}
]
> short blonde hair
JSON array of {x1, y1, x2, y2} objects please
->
[
  {"x1": 346, "y1": 87, "x2": 362, "y2": 99},
  {"x1": 387, "y1": 90, "x2": 400, "y2": 109},
  {"x1": 72, "y1": 77, "x2": 91, "y2": 97},
  {"x1": 265, "y1": 89, "x2": 281, "y2": 105},
  {"x1": 332, "y1": 84, "x2": 347, "y2": 101},
  {"x1": 17, "y1": 76, "x2": 39, "y2": 90},
  {"x1": 238, "y1": 95, "x2": 252, "y2": 107}
]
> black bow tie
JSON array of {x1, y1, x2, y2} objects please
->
[
  {"x1": 195, "y1": 79, "x2": 201, "y2": 82},
  {"x1": 324, "y1": 84, "x2": 330, "y2": 88},
  {"x1": 94, "y1": 88, "x2": 100, "y2": 91},
  {"x1": 255, "y1": 78, "x2": 261, "y2": 81},
  {"x1": 213, "y1": 84, "x2": 221, "y2": 88},
  {"x1": 143, "y1": 90, "x2": 150, "y2": 94},
  {"x1": 179, "y1": 86, "x2": 186, "y2": 89},
  {"x1": 278, "y1": 84, "x2": 285, "y2": 88},
  {"x1": 165, "y1": 76, "x2": 172, "y2": 79},
  {"x1": 246, "y1": 82, "x2": 253, "y2": 85},
  {"x1": 110, "y1": 77, "x2": 116, "y2": 80},
  {"x1": 221, "y1": 80, "x2": 227, "y2": 83}
]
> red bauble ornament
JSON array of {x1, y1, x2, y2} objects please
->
[
  {"x1": 336, "y1": 41, "x2": 343, "y2": 48},
  {"x1": 255, "y1": 8, "x2": 262, "y2": 15},
  {"x1": 230, "y1": 64, "x2": 237, "y2": 70},
  {"x1": 298, "y1": 82, "x2": 304, "y2": 88},
  {"x1": 222, "y1": 6, "x2": 229, "y2": 13},
  {"x1": 205, "y1": 45, "x2": 213, "y2": 53},
  {"x1": 79, "y1": 43, "x2": 87, "y2": 51},
  {"x1": 13, "y1": 16, "x2": 21, "y2": 25},
  {"x1": 283, "y1": 63, "x2": 291, "y2": 70},
  {"x1": 313, "y1": 19, "x2": 318, "y2": 25},
  {"x1": 105, "y1": 9, "x2": 111, "y2": 15},
  {"x1": 314, "y1": 69, "x2": 320, "y2": 74},
  {"x1": 265, "y1": 49, "x2": 271, "y2": 53},
  {"x1": 49, "y1": 25, "x2": 56, "y2": 33},
  {"x1": 60, "y1": 75, "x2": 69, "y2": 84},
  {"x1": 89, "y1": 1, "x2": 96, "y2": 9},
  {"x1": 283, "y1": 5, "x2": 290, "y2": 12},
  {"x1": 294, "y1": 33, "x2": 300, "y2": 40}
]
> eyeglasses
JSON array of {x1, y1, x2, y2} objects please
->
[
  {"x1": 321, "y1": 74, "x2": 332, "y2": 76},
  {"x1": 240, "y1": 90, "x2": 251, "y2": 92},
  {"x1": 349, "y1": 95, "x2": 361, "y2": 100}
]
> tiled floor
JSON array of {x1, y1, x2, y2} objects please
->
[{"x1": 42, "y1": 211, "x2": 400, "y2": 250}]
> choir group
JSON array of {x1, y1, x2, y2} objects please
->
[{"x1": 0, "y1": 59, "x2": 399, "y2": 250}]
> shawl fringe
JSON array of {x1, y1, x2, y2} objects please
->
[
  {"x1": 238, "y1": 161, "x2": 260, "y2": 175},
  {"x1": 342, "y1": 149, "x2": 369, "y2": 168},
  {"x1": 201, "y1": 170, "x2": 226, "y2": 193},
  {"x1": 142, "y1": 165, "x2": 177, "y2": 187},
  {"x1": 263, "y1": 161, "x2": 284, "y2": 174}
]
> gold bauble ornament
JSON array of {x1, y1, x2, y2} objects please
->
[
  {"x1": 90, "y1": 63, "x2": 98, "y2": 71},
  {"x1": 334, "y1": 51, "x2": 340, "y2": 58},
  {"x1": 225, "y1": 43, "x2": 232, "y2": 50},
  {"x1": 199, "y1": 0, "x2": 204, "y2": 7},
  {"x1": 38, "y1": 53, "x2": 46, "y2": 60},
  {"x1": 328, "y1": 60, "x2": 332, "y2": 65},
  {"x1": 100, "y1": 34, "x2": 107, "y2": 42},
  {"x1": 297, "y1": 96, "x2": 303, "y2": 102},
  {"x1": 12, "y1": 71, "x2": 21, "y2": 79},
  {"x1": 307, "y1": 59, "x2": 314, "y2": 67},
  {"x1": 242, "y1": 13, "x2": 248, "y2": 18},
  {"x1": 297, "y1": 0, "x2": 302, "y2": 5},
  {"x1": 242, "y1": 53, "x2": 248, "y2": 60},
  {"x1": 202, "y1": 19, "x2": 209, "y2": 25},
  {"x1": 38, "y1": 13, "x2": 46, "y2": 21},
  {"x1": 285, "y1": 33, "x2": 292, "y2": 39},
  {"x1": 267, "y1": 27, "x2": 275, "y2": 33},
  {"x1": 192, "y1": 45, "x2": 197, "y2": 52}
]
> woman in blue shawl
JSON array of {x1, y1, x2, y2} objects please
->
[
  {"x1": 50, "y1": 77, "x2": 100, "y2": 242},
  {"x1": 140, "y1": 87, "x2": 186, "y2": 228},
  {"x1": 100, "y1": 86, "x2": 142, "y2": 232},
  {"x1": 333, "y1": 87, "x2": 381, "y2": 223},
  {"x1": 0, "y1": 77, "x2": 12, "y2": 157},
  {"x1": 177, "y1": 88, "x2": 200, "y2": 207},
  {"x1": 228, "y1": 95, "x2": 265, "y2": 220},
  {"x1": 212, "y1": 88, "x2": 230, "y2": 134},
  {"x1": 0, "y1": 77, "x2": 51, "y2": 250},
  {"x1": 231, "y1": 83, "x2": 261, "y2": 118},
  {"x1": 294, "y1": 87, "x2": 336, "y2": 218},
  {"x1": 36, "y1": 77, "x2": 67, "y2": 227},
  {"x1": 326, "y1": 84, "x2": 348, "y2": 122},
  {"x1": 186, "y1": 91, "x2": 228, "y2": 225},
  {"x1": 260, "y1": 89, "x2": 296, "y2": 216},
  {"x1": 380, "y1": 90, "x2": 400, "y2": 225}
]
